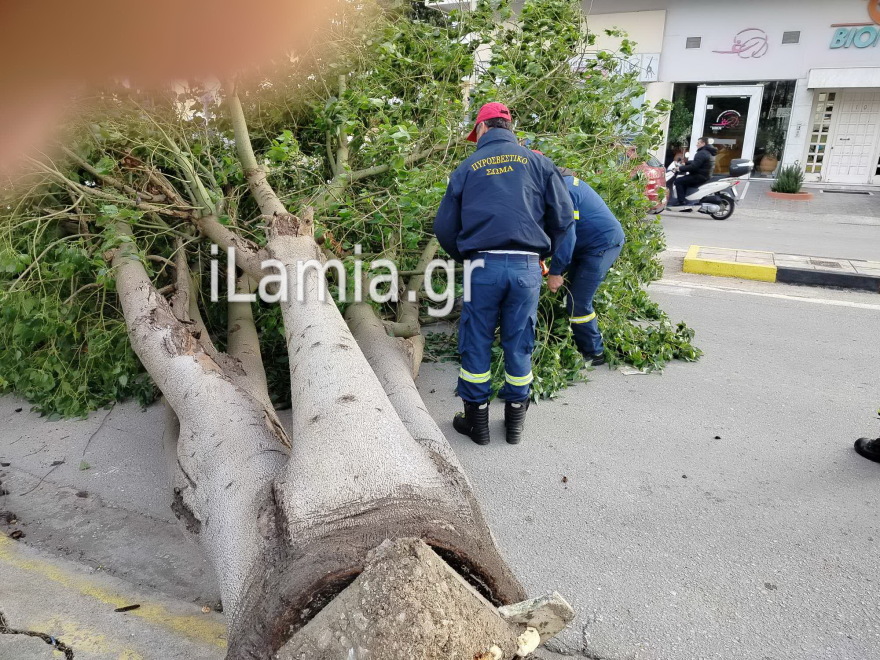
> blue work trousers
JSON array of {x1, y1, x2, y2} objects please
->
[
  {"x1": 565, "y1": 244, "x2": 623, "y2": 356},
  {"x1": 458, "y1": 253, "x2": 542, "y2": 403}
]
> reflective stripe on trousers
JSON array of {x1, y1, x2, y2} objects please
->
[
  {"x1": 570, "y1": 311, "x2": 597, "y2": 324},
  {"x1": 459, "y1": 368, "x2": 491, "y2": 384}
]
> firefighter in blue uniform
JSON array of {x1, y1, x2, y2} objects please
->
[
  {"x1": 547, "y1": 168, "x2": 625, "y2": 365},
  {"x1": 433, "y1": 103, "x2": 573, "y2": 445}
]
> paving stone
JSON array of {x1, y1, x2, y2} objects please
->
[
  {"x1": 774, "y1": 254, "x2": 812, "y2": 263},
  {"x1": 697, "y1": 249, "x2": 735, "y2": 260},
  {"x1": 738, "y1": 255, "x2": 774, "y2": 264}
]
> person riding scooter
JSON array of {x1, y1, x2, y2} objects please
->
[{"x1": 670, "y1": 137, "x2": 717, "y2": 208}]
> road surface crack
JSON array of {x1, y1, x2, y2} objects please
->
[{"x1": 0, "y1": 610, "x2": 74, "y2": 658}]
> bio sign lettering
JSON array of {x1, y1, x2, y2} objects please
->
[
  {"x1": 831, "y1": 25, "x2": 880, "y2": 48},
  {"x1": 830, "y1": 1, "x2": 880, "y2": 49}
]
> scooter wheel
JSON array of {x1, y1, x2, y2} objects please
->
[{"x1": 710, "y1": 194, "x2": 735, "y2": 220}]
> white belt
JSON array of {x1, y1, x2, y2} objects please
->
[{"x1": 479, "y1": 250, "x2": 539, "y2": 256}]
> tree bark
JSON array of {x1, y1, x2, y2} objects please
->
[
  {"x1": 193, "y1": 214, "x2": 268, "y2": 280},
  {"x1": 228, "y1": 90, "x2": 290, "y2": 220},
  {"x1": 223, "y1": 217, "x2": 525, "y2": 658},
  {"x1": 113, "y1": 92, "x2": 537, "y2": 660},
  {"x1": 227, "y1": 274, "x2": 270, "y2": 399},
  {"x1": 111, "y1": 223, "x2": 288, "y2": 621}
]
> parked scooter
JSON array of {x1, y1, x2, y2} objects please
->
[{"x1": 666, "y1": 157, "x2": 754, "y2": 220}]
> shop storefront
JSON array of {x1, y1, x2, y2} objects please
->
[
  {"x1": 667, "y1": 80, "x2": 797, "y2": 178},
  {"x1": 585, "y1": 0, "x2": 880, "y2": 184}
]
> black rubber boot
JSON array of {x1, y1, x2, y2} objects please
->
[
  {"x1": 504, "y1": 399, "x2": 530, "y2": 445},
  {"x1": 453, "y1": 401, "x2": 490, "y2": 445},
  {"x1": 582, "y1": 351, "x2": 606, "y2": 366},
  {"x1": 854, "y1": 437, "x2": 880, "y2": 464}
]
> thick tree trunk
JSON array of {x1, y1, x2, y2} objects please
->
[
  {"x1": 225, "y1": 218, "x2": 525, "y2": 658},
  {"x1": 112, "y1": 225, "x2": 289, "y2": 621},
  {"x1": 105, "y1": 93, "x2": 542, "y2": 659},
  {"x1": 38, "y1": 93, "x2": 563, "y2": 659}
]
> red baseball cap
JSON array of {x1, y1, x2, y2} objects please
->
[{"x1": 466, "y1": 102, "x2": 512, "y2": 142}]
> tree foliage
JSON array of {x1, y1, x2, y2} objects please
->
[{"x1": 0, "y1": 0, "x2": 699, "y2": 418}]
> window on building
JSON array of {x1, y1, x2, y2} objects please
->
[
  {"x1": 686, "y1": 37, "x2": 701, "y2": 49},
  {"x1": 805, "y1": 92, "x2": 836, "y2": 177},
  {"x1": 753, "y1": 80, "x2": 797, "y2": 178},
  {"x1": 668, "y1": 80, "x2": 797, "y2": 178},
  {"x1": 782, "y1": 31, "x2": 800, "y2": 44}
]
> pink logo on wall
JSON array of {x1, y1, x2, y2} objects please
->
[{"x1": 713, "y1": 28, "x2": 770, "y2": 58}]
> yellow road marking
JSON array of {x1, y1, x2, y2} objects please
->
[
  {"x1": 30, "y1": 617, "x2": 145, "y2": 659},
  {"x1": 0, "y1": 535, "x2": 226, "y2": 649}
]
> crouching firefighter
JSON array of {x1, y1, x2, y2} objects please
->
[
  {"x1": 547, "y1": 169, "x2": 625, "y2": 365},
  {"x1": 433, "y1": 103, "x2": 574, "y2": 445}
]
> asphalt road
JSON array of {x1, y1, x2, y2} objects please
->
[
  {"x1": 2, "y1": 254, "x2": 880, "y2": 659},
  {"x1": 662, "y1": 180, "x2": 880, "y2": 262},
  {"x1": 419, "y1": 264, "x2": 880, "y2": 660}
]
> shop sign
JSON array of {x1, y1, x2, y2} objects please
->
[
  {"x1": 618, "y1": 53, "x2": 661, "y2": 82},
  {"x1": 713, "y1": 28, "x2": 770, "y2": 59},
  {"x1": 709, "y1": 110, "x2": 742, "y2": 133},
  {"x1": 830, "y1": 1, "x2": 880, "y2": 49}
]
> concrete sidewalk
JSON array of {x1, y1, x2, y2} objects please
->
[
  {"x1": 745, "y1": 179, "x2": 880, "y2": 212},
  {"x1": 0, "y1": 533, "x2": 225, "y2": 659},
  {"x1": 684, "y1": 245, "x2": 880, "y2": 292},
  {"x1": 662, "y1": 179, "x2": 880, "y2": 264}
]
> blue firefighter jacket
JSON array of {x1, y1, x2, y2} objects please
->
[
  {"x1": 433, "y1": 129, "x2": 574, "y2": 263},
  {"x1": 549, "y1": 176, "x2": 626, "y2": 275}
]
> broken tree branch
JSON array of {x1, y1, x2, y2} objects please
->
[
  {"x1": 192, "y1": 215, "x2": 268, "y2": 280},
  {"x1": 228, "y1": 87, "x2": 290, "y2": 219},
  {"x1": 228, "y1": 274, "x2": 271, "y2": 403},
  {"x1": 384, "y1": 237, "x2": 439, "y2": 338},
  {"x1": 61, "y1": 147, "x2": 156, "y2": 201},
  {"x1": 111, "y1": 221, "x2": 289, "y2": 619}
]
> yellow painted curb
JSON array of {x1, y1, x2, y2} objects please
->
[{"x1": 683, "y1": 245, "x2": 778, "y2": 283}]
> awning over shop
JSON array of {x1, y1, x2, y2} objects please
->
[{"x1": 808, "y1": 67, "x2": 880, "y2": 89}]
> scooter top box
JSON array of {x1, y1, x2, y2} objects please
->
[{"x1": 728, "y1": 159, "x2": 753, "y2": 178}]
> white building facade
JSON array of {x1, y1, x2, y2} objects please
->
[{"x1": 584, "y1": 0, "x2": 880, "y2": 185}]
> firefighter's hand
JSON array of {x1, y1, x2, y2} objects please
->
[{"x1": 547, "y1": 274, "x2": 564, "y2": 293}]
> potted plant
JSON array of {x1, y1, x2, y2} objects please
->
[
  {"x1": 666, "y1": 97, "x2": 693, "y2": 163},
  {"x1": 757, "y1": 125, "x2": 785, "y2": 173},
  {"x1": 768, "y1": 163, "x2": 813, "y2": 200}
]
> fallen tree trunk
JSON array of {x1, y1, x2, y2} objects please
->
[
  {"x1": 112, "y1": 224, "x2": 289, "y2": 621},
  {"x1": 225, "y1": 214, "x2": 525, "y2": 659},
  {"x1": 102, "y1": 88, "x2": 548, "y2": 660}
]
